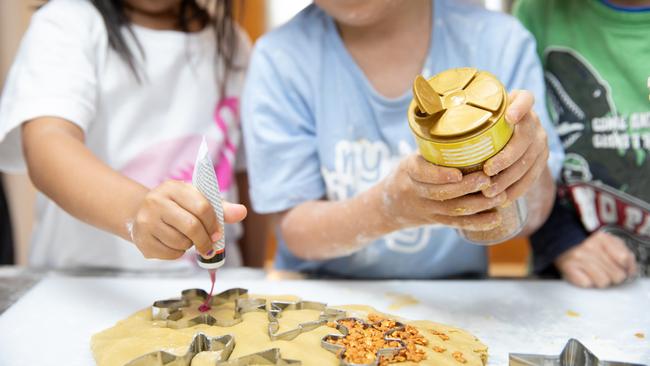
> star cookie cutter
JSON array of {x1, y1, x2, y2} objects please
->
[
  {"x1": 268, "y1": 300, "x2": 347, "y2": 341},
  {"x1": 321, "y1": 317, "x2": 407, "y2": 366},
  {"x1": 509, "y1": 338, "x2": 647, "y2": 366}
]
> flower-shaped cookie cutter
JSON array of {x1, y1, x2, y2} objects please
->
[
  {"x1": 320, "y1": 317, "x2": 407, "y2": 366},
  {"x1": 152, "y1": 288, "x2": 266, "y2": 328}
]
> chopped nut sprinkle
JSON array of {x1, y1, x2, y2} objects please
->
[
  {"x1": 433, "y1": 346, "x2": 447, "y2": 353},
  {"x1": 452, "y1": 351, "x2": 467, "y2": 364},
  {"x1": 326, "y1": 314, "x2": 427, "y2": 365},
  {"x1": 430, "y1": 329, "x2": 450, "y2": 341}
]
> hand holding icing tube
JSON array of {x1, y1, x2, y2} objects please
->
[
  {"x1": 192, "y1": 137, "x2": 227, "y2": 269},
  {"x1": 130, "y1": 138, "x2": 246, "y2": 263}
]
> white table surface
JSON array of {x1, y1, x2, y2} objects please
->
[{"x1": 0, "y1": 275, "x2": 648, "y2": 366}]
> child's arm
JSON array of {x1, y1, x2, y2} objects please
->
[
  {"x1": 22, "y1": 117, "x2": 247, "y2": 259},
  {"x1": 277, "y1": 91, "x2": 549, "y2": 260},
  {"x1": 277, "y1": 161, "x2": 501, "y2": 260}
]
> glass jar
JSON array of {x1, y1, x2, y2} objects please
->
[{"x1": 459, "y1": 197, "x2": 528, "y2": 244}]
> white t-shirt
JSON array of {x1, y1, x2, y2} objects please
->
[{"x1": 0, "y1": 0, "x2": 249, "y2": 271}]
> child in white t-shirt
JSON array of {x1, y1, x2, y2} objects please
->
[{"x1": 0, "y1": 0, "x2": 254, "y2": 271}]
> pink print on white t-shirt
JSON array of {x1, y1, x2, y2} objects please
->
[{"x1": 120, "y1": 97, "x2": 239, "y2": 191}]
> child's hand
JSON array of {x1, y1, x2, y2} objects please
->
[
  {"x1": 380, "y1": 154, "x2": 506, "y2": 231},
  {"x1": 481, "y1": 90, "x2": 550, "y2": 200},
  {"x1": 130, "y1": 180, "x2": 247, "y2": 260},
  {"x1": 555, "y1": 231, "x2": 637, "y2": 288}
]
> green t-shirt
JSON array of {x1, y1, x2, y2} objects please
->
[{"x1": 515, "y1": 0, "x2": 650, "y2": 273}]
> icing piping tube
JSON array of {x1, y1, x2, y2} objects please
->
[{"x1": 192, "y1": 137, "x2": 226, "y2": 269}]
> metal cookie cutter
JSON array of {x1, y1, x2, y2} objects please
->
[
  {"x1": 125, "y1": 333, "x2": 301, "y2": 366},
  {"x1": 509, "y1": 338, "x2": 647, "y2": 366},
  {"x1": 268, "y1": 301, "x2": 347, "y2": 341},
  {"x1": 321, "y1": 317, "x2": 407, "y2": 366},
  {"x1": 152, "y1": 288, "x2": 264, "y2": 328},
  {"x1": 216, "y1": 348, "x2": 301, "y2": 366},
  {"x1": 125, "y1": 288, "x2": 347, "y2": 366},
  {"x1": 125, "y1": 333, "x2": 234, "y2": 366}
]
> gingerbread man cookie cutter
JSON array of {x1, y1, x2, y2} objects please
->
[{"x1": 320, "y1": 317, "x2": 408, "y2": 366}]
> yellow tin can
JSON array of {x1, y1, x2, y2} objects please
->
[
  {"x1": 408, "y1": 67, "x2": 512, "y2": 173},
  {"x1": 407, "y1": 67, "x2": 527, "y2": 244}
]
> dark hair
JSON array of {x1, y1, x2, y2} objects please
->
[{"x1": 89, "y1": 0, "x2": 239, "y2": 96}]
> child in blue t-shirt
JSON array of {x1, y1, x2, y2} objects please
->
[{"x1": 242, "y1": 0, "x2": 564, "y2": 279}]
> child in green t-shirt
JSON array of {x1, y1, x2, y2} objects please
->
[{"x1": 514, "y1": 0, "x2": 650, "y2": 287}]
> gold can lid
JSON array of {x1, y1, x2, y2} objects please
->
[{"x1": 412, "y1": 68, "x2": 506, "y2": 139}]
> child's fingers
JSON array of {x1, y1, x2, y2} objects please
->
[
  {"x1": 160, "y1": 201, "x2": 213, "y2": 256},
  {"x1": 504, "y1": 147, "x2": 549, "y2": 202},
  {"x1": 155, "y1": 222, "x2": 193, "y2": 251},
  {"x1": 163, "y1": 181, "x2": 219, "y2": 239},
  {"x1": 429, "y1": 192, "x2": 507, "y2": 217},
  {"x1": 223, "y1": 201, "x2": 247, "y2": 223},
  {"x1": 137, "y1": 234, "x2": 184, "y2": 260},
  {"x1": 483, "y1": 125, "x2": 546, "y2": 198},
  {"x1": 580, "y1": 259, "x2": 612, "y2": 288},
  {"x1": 626, "y1": 255, "x2": 638, "y2": 277},
  {"x1": 406, "y1": 154, "x2": 463, "y2": 184},
  {"x1": 431, "y1": 210, "x2": 502, "y2": 232},
  {"x1": 580, "y1": 236, "x2": 623, "y2": 287},
  {"x1": 412, "y1": 171, "x2": 490, "y2": 201},
  {"x1": 600, "y1": 232, "x2": 636, "y2": 270},
  {"x1": 483, "y1": 114, "x2": 536, "y2": 176},
  {"x1": 594, "y1": 247, "x2": 627, "y2": 285},
  {"x1": 505, "y1": 90, "x2": 535, "y2": 125},
  {"x1": 563, "y1": 266, "x2": 593, "y2": 288},
  {"x1": 150, "y1": 235, "x2": 186, "y2": 260}
]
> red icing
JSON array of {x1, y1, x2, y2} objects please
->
[{"x1": 198, "y1": 269, "x2": 217, "y2": 312}]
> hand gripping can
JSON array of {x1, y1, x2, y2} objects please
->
[{"x1": 407, "y1": 67, "x2": 527, "y2": 244}]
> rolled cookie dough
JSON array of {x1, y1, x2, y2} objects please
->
[{"x1": 91, "y1": 294, "x2": 487, "y2": 366}]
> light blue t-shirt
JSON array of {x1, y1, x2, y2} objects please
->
[{"x1": 242, "y1": 0, "x2": 564, "y2": 279}]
